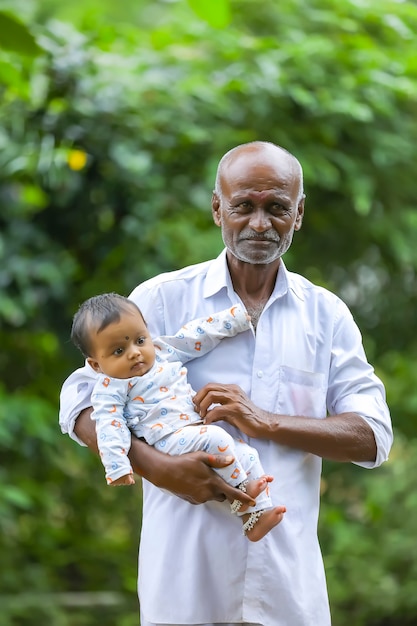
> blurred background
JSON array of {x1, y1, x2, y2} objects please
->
[{"x1": 1, "y1": 0, "x2": 417, "y2": 624}]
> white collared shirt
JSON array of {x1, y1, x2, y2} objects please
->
[{"x1": 60, "y1": 250, "x2": 392, "y2": 626}]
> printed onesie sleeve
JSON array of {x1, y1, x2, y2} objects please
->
[
  {"x1": 154, "y1": 304, "x2": 251, "y2": 364},
  {"x1": 91, "y1": 376, "x2": 135, "y2": 484}
]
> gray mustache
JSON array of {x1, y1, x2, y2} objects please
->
[{"x1": 240, "y1": 232, "x2": 280, "y2": 242}]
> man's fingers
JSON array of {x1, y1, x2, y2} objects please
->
[
  {"x1": 205, "y1": 454, "x2": 255, "y2": 505},
  {"x1": 202, "y1": 407, "x2": 225, "y2": 425},
  {"x1": 223, "y1": 482, "x2": 256, "y2": 506},
  {"x1": 206, "y1": 454, "x2": 235, "y2": 467}
]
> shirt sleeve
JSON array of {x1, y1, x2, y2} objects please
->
[
  {"x1": 59, "y1": 362, "x2": 99, "y2": 446},
  {"x1": 328, "y1": 299, "x2": 393, "y2": 469},
  {"x1": 153, "y1": 304, "x2": 252, "y2": 364}
]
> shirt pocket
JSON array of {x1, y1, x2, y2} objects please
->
[{"x1": 276, "y1": 366, "x2": 327, "y2": 418}]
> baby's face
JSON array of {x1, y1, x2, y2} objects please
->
[{"x1": 87, "y1": 308, "x2": 155, "y2": 379}]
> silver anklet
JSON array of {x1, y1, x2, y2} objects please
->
[
  {"x1": 230, "y1": 479, "x2": 249, "y2": 514},
  {"x1": 242, "y1": 510, "x2": 264, "y2": 535}
]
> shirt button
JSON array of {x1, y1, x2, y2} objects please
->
[{"x1": 257, "y1": 370, "x2": 263, "y2": 378}]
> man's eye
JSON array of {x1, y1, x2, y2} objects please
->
[
  {"x1": 270, "y1": 204, "x2": 288, "y2": 215},
  {"x1": 233, "y1": 202, "x2": 252, "y2": 213}
]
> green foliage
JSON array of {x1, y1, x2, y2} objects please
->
[
  {"x1": 321, "y1": 436, "x2": 417, "y2": 626},
  {"x1": 0, "y1": 11, "x2": 42, "y2": 56},
  {"x1": 187, "y1": 0, "x2": 232, "y2": 28},
  {"x1": 0, "y1": 385, "x2": 141, "y2": 624},
  {"x1": 1, "y1": 0, "x2": 417, "y2": 623},
  {"x1": 1, "y1": 0, "x2": 417, "y2": 432}
]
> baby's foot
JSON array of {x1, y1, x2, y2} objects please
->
[
  {"x1": 238, "y1": 475, "x2": 273, "y2": 513},
  {"x1": 243, "y1": 505, "x2": 286, "y2": 542}
]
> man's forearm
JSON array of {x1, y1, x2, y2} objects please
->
[
  {"x1": 264, "y1": 411, "x2": 377, "y2": 463},
  {"x1": 194, "y1": 383, "x2": 378, "y2": 464},
  {"x1": 128, "y1": 435, "x2": 169, "y2": 481},
  {"x1": 73, "y1": 407, "x2": 99, "y2": 453}
]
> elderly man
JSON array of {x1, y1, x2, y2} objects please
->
[{"x1": 60, "y1": 141, "x2": 393, "y2": 626}]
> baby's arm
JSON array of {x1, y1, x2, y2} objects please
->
[
  {"x1": 155, "y1": 304, "x2": 251, "y2": 364},
  {"x1": 91, "y1": 376, "x2": 135, "y2": 486}
]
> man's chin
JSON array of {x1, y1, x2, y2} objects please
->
[{"x1": 232, "y1": 252, "x2": 282, "y2": 266}]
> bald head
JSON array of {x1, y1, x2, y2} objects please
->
[{"x1": 214, "y1": 141, "x2": 304, "y2": 203}]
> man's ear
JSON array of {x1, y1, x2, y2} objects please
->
[
  {"x1": 211, "y1": 191, "x2": 221, "y2": 227},
  {"x1": 87, "y1": 357, "x2": 102, "y2": 374},
  {"x1": 294, "y1": 195, "x2": 305, "y2": 231}
]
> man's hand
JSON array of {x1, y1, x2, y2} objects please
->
[
  {"x1": 157, "y1": 451, "x2": 256, "y2": 506},
  {"x1": 193, "y1": 383, "x2": 269, "y2": 439},
  {"x1": 74, "y1": 408, "x2": 255, "y2": 506},
  {"x1": 131, "y1": 441, "x2": 255, "y2": 507}
]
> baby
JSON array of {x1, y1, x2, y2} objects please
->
[{"x1": 70, "y1": 293, "x2": 285, "y2": 541}]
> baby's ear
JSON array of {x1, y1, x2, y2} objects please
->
[{"x1": 87, "y1": 357, "x2": 101, "y2": 374}]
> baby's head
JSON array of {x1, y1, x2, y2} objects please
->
[{"x1": 71, "y1": 293, "x2": 155, "y2": 379}]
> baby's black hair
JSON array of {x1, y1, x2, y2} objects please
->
[{"x1": 71, "y1": 292, "x2": 143, "y2": 358}]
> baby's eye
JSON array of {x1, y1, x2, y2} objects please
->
[
  {"x1": 137, "y1": 336, "x2": 146, "y2": 345},
  {"x1": 113, "y1": 347, "x2": 124, "y2": 356}
]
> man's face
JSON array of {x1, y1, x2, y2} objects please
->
[
  {"x1": 212, "y1": 148, "x2": 304, "y2": 265},
  {"x1": 87, "y1": 307, "x2": 156, "y2": 379}
]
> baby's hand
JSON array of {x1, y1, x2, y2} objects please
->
[{"x1": 109, "y1": 474, "x2": 135, "y2": 486}]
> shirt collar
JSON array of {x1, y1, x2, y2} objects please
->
[
  {"x1": 203, "y1": 249, "x2": 305, "y2": 302},
  {"x1": 204, "y1": 249, "x2": 230, "y2": 298}
]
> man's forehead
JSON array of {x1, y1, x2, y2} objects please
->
[
  {"x1": 222, "y1": 158, "x2": 298, "y2": 197},
  {"x1": 230, "y1": 188, "x2": 291, "y2": 201},
  {"x1": 222, "y1": 148, "x2": 296, "y2": 182}
]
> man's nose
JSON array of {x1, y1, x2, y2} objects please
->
[{"x1": 248, "y1": 208, "x2": 272, "y2": 232}]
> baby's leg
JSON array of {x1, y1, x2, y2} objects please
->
[
  {"x1": 156, "y1": 425, "x2": 286, "y2": 538},
  {"x1": 232, "y1": 439, "x2": 273, "y2": 512},
  {"x1": 155, "y1": 424, "x2": 247, "y2": 486},
  {"x1": 232, "y1": 439, "x2": 286, "y2": 539}
]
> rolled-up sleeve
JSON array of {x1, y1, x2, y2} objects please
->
[
  {"x1": 59, "y1": 364, "x2": 98, "y2": 446},
  {"x1": 328, "y1": 300, "x2": 393, "y2": 469},
  {"x1": 335, "y1": 395, "x2": 393, "y2": 468}
]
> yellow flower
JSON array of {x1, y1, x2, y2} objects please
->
[{"x1": 68, "y1": 149, "x2": 88, "y2": 171}]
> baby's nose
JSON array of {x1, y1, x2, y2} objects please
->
[{"x1": 128, "y1": 344, "x2": 141, "y2": 358}]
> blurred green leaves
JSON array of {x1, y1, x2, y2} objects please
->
[
  {"x1": 0, "y1": 11, "x2": 42, "y2": 56},
  {"x1": 1, "y1": 1, "x2": 417, "y2": 623},
  {"x1": 187, "y1": 0, "x2": 231, "y2": 28},
  {"x1": 321, "y1": 436, "x2": 417, "y2": 626}
]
